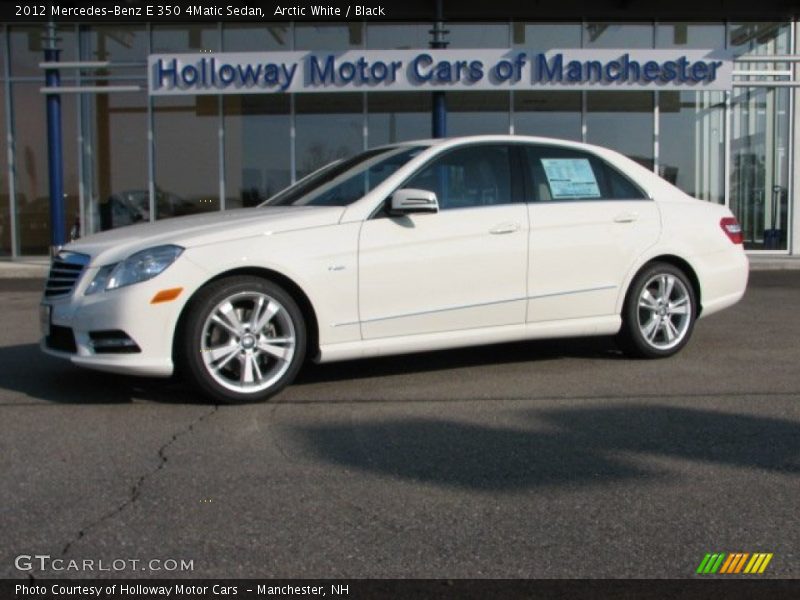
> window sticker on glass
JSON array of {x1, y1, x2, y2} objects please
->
[{"x1": 540, "y1": 158, "x2": 601, "y2": 199}]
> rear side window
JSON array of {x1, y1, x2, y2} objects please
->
[{"x1": 524, "y1": 145, "x2": 647, "y2": 202}]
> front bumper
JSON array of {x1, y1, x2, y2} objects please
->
[{"x1": 40, "y1": 256, "x2": 210, "y2": 377}]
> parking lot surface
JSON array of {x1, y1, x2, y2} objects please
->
[{"x1": 1, "y1": 272, "x2": 798, "y2": 578}]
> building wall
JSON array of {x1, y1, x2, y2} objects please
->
[{"x1": 0, "y1": 21, "x2": 797, "y2": 255}]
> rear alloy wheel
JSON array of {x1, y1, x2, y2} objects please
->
[
  {"x1": 178, "y1": 277, "x2": 306, "y2": 403},
  {"x1": 618, "y1": 263, "x2": 696, "y2": 358}
]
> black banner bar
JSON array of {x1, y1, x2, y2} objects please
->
[
  {"x1": 4, "y1": 579, "x2": 800, "y2": 600},
  {"x1": 1, "y1": 0, "x2": 799, "y2": 24}
]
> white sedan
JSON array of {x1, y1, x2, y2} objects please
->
[{"x1": 40, "y1": 135, "x2": 748, "y2": 403}]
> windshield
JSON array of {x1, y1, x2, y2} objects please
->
[{"x1": 262, "y1": 145, "x2": 427, "y2": 207}]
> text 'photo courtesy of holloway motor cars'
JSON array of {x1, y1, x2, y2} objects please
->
[{"x1": 40, "y1": 135, "x2": 748, "y2": 404}]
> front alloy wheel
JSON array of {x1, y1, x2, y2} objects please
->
[
  {"x1": 618, "y1": 263, "x2": 696, "y2": 358},
  {"x1": 178, "y1": 277, "x2": 307, "y2": 403}
]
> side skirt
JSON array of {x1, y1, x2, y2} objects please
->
[{"x1": 316, "y1": 315, "x2": 622, "y2": 363}]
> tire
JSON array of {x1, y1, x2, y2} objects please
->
[
  {"x1": 617, "y1": 262, "x2": 697, "y2": 359},
  {"x1": 176, "y1": 276, "x2": 307, "y2": 404}
]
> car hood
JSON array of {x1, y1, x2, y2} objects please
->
[{"x1": 64, "y1": 206, "x2": 344, "y2": 266}]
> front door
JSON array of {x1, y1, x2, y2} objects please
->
[{"x1": 358, "y1": 144, "x2": 529, "y2": 340}]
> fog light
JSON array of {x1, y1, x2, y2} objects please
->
[{"x1": 89, "y1": 330, "x2": 141, "y2": 354}]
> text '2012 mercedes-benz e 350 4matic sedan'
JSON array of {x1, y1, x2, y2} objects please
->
[{"x1": 40, "y1": 136, "x2": 748, "y2": 403}]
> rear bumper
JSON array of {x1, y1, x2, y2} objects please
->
[{"x1": 694, "y1": 247, "x2": 749, "y2": 319}]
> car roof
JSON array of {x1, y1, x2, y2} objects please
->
[{"x1": 379, "y1": 134, "x2": 601, "y2": 153}]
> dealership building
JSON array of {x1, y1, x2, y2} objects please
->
[{"x1": 0, "y1": 16, "x2": 799, "y2": 256}]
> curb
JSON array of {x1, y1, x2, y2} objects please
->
[{"x1": 748, "y1": 259, "x2": 800, "y2": 271}]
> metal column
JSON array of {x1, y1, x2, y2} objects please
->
[
  {"x1": 430, "y1": 0, "x2": 447, "y2": 138},
  {"x1": 43, "y1": 22, "x2": 65, "y2": 254}
]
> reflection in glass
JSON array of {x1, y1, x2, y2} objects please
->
[
  {"x1": 366, "y1": 24, "x2": 428, "y2": 49},
  {"x1": 83, "y1": 87, "x2": 148, "y2": 233},
  {"x1": 367, "y1": 93, "x2": 431, "y2": 146},
  {"x1": 9, "y1": 26, "x2": 77, "y2": 76},
  {"x1": 0, "y1": 80, "x2": 8, "y2": 255},
  {"x1": 223, "y1": 24, "x2": 290, "y2": 51},
  {"x1": 448, "y1": 92, "x2": 509, "y2": 136},
  {"x1": 295, "y1": 94, "x2": 364, "y2": 178},
  {"x1": 659, "y1": 92, "x2": 725, "y2": 204},
  {"x1": 655, "y1": 23, "x2": 725, "y2": 49},
  {"x1": 587, "y1": 92, "x2": 654, "y2": 170},
  {"x1": 77, "y1": 27, "x2": 148, "y2": 234},
  {"x1": 447, "y1": 24, "x2": 509, "y2": 48},
  {"x1": 511, "y1": 23, "x2": 581, "y2": 49},
  {"x1": 584, "y1": 23, "x2": 653, "y2": 48},
  {"x1": 82, "y1": 26, "x2": 147, "y2": 64},
  {"x1": 730, "y1": 87, "x2": 790, "y2": 250},
  {"x1": 728, "y1": 22, "x2": 791, "y2": 57},
  {"x1": 12, "y1": 85, "x2": 79, "y2": 254},
  {"x1": 295, "y1": 23, "x2": 363, "y2": 50},
  {"x1": 224, "y1": 95, "x2": 291, "y2": 209},
  {"x1": 729, "y1": 22, "x2": 792, "y2": 74},
  {"x1": 153, "y1": 96, "x2": 220, "y2": 219},
  {"x1": 151, "y1": 25, "x2": 219, "y2": 53},
  {"x1": 514, "y1": 92, "x2": 581, "y2": 141}
]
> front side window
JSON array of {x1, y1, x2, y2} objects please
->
[
  {"x1": 525, "y1": 146, "x2": 647, "y2": 202},
  {"x1": 403, "y1": 145, "x2": 514, "y2": 210},
  {"x1": 264, "y1": 146, "x2": 425, "y2": 207}
]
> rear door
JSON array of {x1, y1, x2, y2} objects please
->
[{"x1": 523, "y1": 144, "x2": 660, "y2": 323}]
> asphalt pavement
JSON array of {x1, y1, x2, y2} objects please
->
[{"x1": 1, "y1": 272, "x2": 799, "y2": 579}]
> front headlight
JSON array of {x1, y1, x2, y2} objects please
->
[
  {"x1": 84, "y1": 264, "x2": 115, "y2": 295},
  {"x1": 86, "y1": 245, "x2": 183, "y2": 295}
]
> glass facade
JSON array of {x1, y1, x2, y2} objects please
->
[
  {"x1": 514, "y1": 92, "x2": 582, "y2": 141},
  {"x1": 659, "y1": 91, "x2": 726, "y2": 205},
  {"x1": 367, "y1": 92, "x2": 431, "y2": 146},
  {"x1": 0, "y1": 27, "x2": 8, "y2": 256},
  {"x1": 82, "y1": 82, "x2": 149, "y2": 232},
  {"x1": 730, "y1": 87, "x2": 791, "y2": 249},
  {"x1": 12, "y1": 84, "x2": 79, "y2": 254},
  {"x1": 0, "y1": 20, "x2": 797, "y2": 255},
  {"x1": 224, "y1": 94, "x2": 291, "y2": 209},
  {"x1": 587, "y1": 91, "x2": 655, "y2": 170}
]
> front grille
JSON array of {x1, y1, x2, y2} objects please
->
[
  {"x1": 45, "y1": 252, "x2": 90, "y2": 298},
  {"x1": 46, "y1": 325, "x2": 77, "y2": 353}
]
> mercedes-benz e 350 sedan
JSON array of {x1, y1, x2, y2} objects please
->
[{"x1": 41, "y1": 136, "x2": 748, "y2": 403}]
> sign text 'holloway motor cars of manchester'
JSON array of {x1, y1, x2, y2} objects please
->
[{"x1": 148, "y1": 49, "x2": 733, "y2": 95}]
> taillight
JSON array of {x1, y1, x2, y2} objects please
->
[{"x1": 720, "y1": 217, "x2": 743, "y2": 244}]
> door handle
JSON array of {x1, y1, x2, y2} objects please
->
[
  {"x1": 613, "y1": 212, "x2": 639, "y2": 223},
  {"x1": 489, "y1": 222, "x2": 520, "y2": 234}
]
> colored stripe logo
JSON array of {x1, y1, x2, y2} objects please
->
[{"x1": 696, "y1": 552, "x2": 773, "y2": 574}]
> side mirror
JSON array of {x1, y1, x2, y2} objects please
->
[{"x1": 389, "y1": 188, "x2": 439, "y2": 216}]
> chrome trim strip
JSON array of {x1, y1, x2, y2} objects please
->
[
  {"x1": 45, "y1": 252, "x2": 91, "y2": 298},
  {"x1": 333, "y1": 285, "x2": 617, "y2": 327},
  {"x1": 54, "y1": 252, "x2": 91, "y2": 266},
  {"x1": 527, "y1": 284, "x2": 617, "y2": 301}
]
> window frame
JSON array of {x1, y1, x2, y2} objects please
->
[{"x1": 371, "y1": 142, "x2": 526, "y2": 219}]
